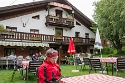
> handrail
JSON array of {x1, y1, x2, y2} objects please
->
[{"x1": 0, "y1": 32, "x2": 92, "y2": 44}]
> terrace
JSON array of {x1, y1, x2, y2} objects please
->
[
  {"x1": 0, "y1": 31, "x2": 93, "y2": 45},
  {"x1": 45, "y1": 15, "x2": 74, "y2": 29},
  {"x1": 0, "y1": 65, "x2": 125, "y2": 83}
]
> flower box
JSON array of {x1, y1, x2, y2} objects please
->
[
  {"x1": 54, "y1": 34, "x2": 63, "y2": 39},
  {"x1": 0, "y1": 30, "x2": 14, "y2": 36},
  {"x1": 49, "y1": 15, "x2": 59, "y2": 19},
  {"x1": 66, "y1": 18, "x2": 73, "y2": 21},
  {"x1": 54, "y1": 37, "x2": 63, "y2": 39},
  {"x1": 74, "y1": 38, "x2": 83, "y2": 43},
  {"x1": 30, "y1": 34, "x2": 41, "y2": 40},
  {"x1": 0, "y1": 24, "x2": 14, "y2": 36}
]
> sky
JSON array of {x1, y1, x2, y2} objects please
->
[{"x1": 0, "y1": 0, "x2": 100, "y2": 20}]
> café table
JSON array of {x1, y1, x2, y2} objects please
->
[
  {"x1": 21, "y1": 61, "x2": 30, "y2": 69},
  {"x1": 21, "y1": 60, "x2": 30, "y2": 83},
  {"x1": 100, "y1": 57, "x2": 117, "y2": 75},
  {"x1": 60, "y1": 74, "x2": 125, "y2": 83}
]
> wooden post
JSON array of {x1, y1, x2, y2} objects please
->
[
  {"x1": 48, "y1": 3, "x2": 50, "y2": 15},
  {"x1": 58, "y1": 43, "x2": 62, "y2": 65}
]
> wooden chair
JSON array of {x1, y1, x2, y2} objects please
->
[
  {"x1": 82, "y1": 58, "x2": 90, "y2": 70},
  {"x1": 26, "y1": 61, "x2": 43, "y2": 83},
  {"x1": 115, "y1": 58, "x2": 125, "y2": 76},
  {"x1": 89, "y1": 58, "x2": 105, "y2": 74}
]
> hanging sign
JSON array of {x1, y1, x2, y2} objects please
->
[{"x1": 50, "y1": 2, "x2": 72, "y2": 10}]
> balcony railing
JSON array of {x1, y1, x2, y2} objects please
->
[
  {"x1": 45, "y1": 15, "x2": 74, "y2": 29},
  {"x1": 0, "y1": 32, "x2": 93, "y2": 45}
]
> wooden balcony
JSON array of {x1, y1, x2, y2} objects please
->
[
  {"x1": 0, "y1": 32, "x2": 93, "y2": 45},
  {"x1": 45, "y1": 15, "x2": 74, "y2": 29}
]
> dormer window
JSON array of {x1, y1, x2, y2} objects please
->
[
  {"x1": 32, "y1": 15, "x2": 40, "y2": 20},
  {"x1": 85, "y1": 33, "x2": 89, "y2": 38},
  {"x1": 75, "y1": 32, "x2": 80, "y2": 37},
  {"x1": 76, "y1": 21, "x2": 81, "y2": 26}
]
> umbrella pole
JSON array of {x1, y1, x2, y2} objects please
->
[
  {"x1": 73, "y1": 54, "x2": 75, "y2": 66},
  {"x1": 100, "y1": 49, "x2": 102, "y2": 58},
  {"x1": 59, "y1": 46, "x2": 62, "y2": 65}
]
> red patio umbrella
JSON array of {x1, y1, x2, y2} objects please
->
[{"x1": 68, "y1": 37, "x2": 76, "y2": 54}]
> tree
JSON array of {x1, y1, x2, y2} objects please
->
[{"x1": 93, "y1": 0, "x2": 125, "y2": 53}]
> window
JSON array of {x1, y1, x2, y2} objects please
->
[
  {"x1": 85, "y1": 33, "x2": 89, "y2": 38},
  {"x1": 32, "y1": 15, "x2": 40, "y2": 19},
  {"x1": 55, "y1": 9, "x2": 63, "y2": 17},
  {"x1": 29, "y1": 49, "x2": 39, "y2": 55},
  {"x1": 76, "y1": 21, "x2": 81, "y2": 26},
  {"x1": 6, "y1": 26, "x2": 17, "y2": 32},
  {"x1": 55, "y1": 28, "x2": 63, "y2": 37},
  {"x1": 30, "y1": 29, "x2": 39, "y2": 34},
  {"x1": 4, "y1": 48, "x2": 16, "y2": 57},
  {"x1": 75, "y1": 32, "x2": 80, "y2": 37}
]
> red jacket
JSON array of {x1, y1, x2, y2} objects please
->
[{"x1": 38, "y1": 60, "x2": 61, "y2": 83}]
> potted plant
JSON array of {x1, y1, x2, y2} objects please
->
[
  {"x1": 0, "y1": 24, "x2": 14, "y2": 35},
  {"x1": 66, "y1": 15, "x2": 73, "y2": 21}
]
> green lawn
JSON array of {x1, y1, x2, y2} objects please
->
[{"x1": 0, "y1": 64, "x2": 125, "y2": 83}]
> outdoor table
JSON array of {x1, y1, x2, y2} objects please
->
[
  {"x1": 21, "y1": 61, "x2": 30, "y2": 69},
  {"x1": 100, "y1": 57, "x2": 117, "y2": 75},
  {"x1": 100, "y1": 57, "x2": 117, "y2": 63},
  {"x1": 60, "y1": 74, "x2": 125, "y2": 83},
  {"x1": 21, "y1": 60, "x2": 30, "y2": 83}
]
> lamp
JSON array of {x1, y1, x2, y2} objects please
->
[{"x1": 72, "y1": 10, "x2": 74, "y2": 14}]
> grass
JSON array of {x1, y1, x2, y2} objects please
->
[{"x1": 0, "y1": 64, "x2": 125, "y2": 83}]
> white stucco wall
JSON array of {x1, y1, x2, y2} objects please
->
[{"x1": 0, "y1": 7, "x2": 95, "y2": 38}]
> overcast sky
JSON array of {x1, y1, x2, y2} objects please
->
[{"x1": 0, "y1": 0, "x2": 100, "y2": 20}]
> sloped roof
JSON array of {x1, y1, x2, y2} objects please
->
[{"x1": 0, "y1": 0, "x2": 92, "y2": 30}]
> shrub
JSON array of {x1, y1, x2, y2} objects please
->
[{"x1": 102, "y1": 46, "x2": 115, "y2": 54}]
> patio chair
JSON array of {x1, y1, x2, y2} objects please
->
[
  {"x1": 89, "y1": 58, "x2": 106, "y2": 74},
  {"x1": 26, "y1": 61, "x2": 43, "y2": 83},
  {"x1": 74, "y1": 57, "x2": 83, "y2": 70},
  {"x1": 7, "y1": 59, "x2": 16, "y2": 69},
  {"x1": 11, "y1": 56, "x2": 24, "y2": 81},
  {"x1": 0, "y1": 59, "x2": 6, "y2": 69},
  {"x1": 115, "y1": 58, "x2": 125, "y2": 76},
  {"x1": 82, "y1": 58, "x2": 90, "y2": 70}
]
